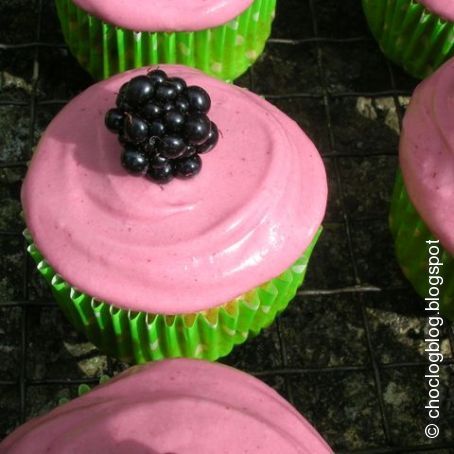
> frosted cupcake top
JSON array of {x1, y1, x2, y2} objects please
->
[
  {"x1": 400, "y1": 57, "x2": 454, "y2": 254},
  {"x1": 419, "y1": 0, "x2": 454, "y2": 21},
  {"x1": 71, "y1": 0, "x2": 255, "y2": 32},
  {"x1": 0, "y1": 359, "x2": 332, "y2": 453},
  {"x1": 22, "y1": 65, "x2": 327, "y2": 314}
]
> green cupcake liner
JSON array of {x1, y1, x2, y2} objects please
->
[
  {"x1": 389, "y1": 170, "x2": 454, "y2": 319},
  {"x1": 55, "y1": 0, "x2": 276, "y2": 81},
  {"x1": 26, "y1": 228, "x2": 321, "y2": 363},
  {"x1": 362, "y1": 0, "x2": 454, "y2": 79}
]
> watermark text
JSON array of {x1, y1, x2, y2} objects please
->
[{"x1": 424, "y1": 239, "x2": 443, "y2": 439}]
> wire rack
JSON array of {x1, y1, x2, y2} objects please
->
[{"x1": 1, "y1": 0, "x2": 454, "y2": 452}]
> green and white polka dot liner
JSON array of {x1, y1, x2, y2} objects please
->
[{"x1": 55, "y1": 0, "x2": 276, "y2": 81}]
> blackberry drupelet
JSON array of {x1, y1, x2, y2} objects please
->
[{"x1": 105, "y1": 67, "x2": 219, "y2": 184}]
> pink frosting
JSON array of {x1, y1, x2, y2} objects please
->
[
  {"x1": 21, "y1": 65, "x2": 327, "y2": 315},
  {"x1": 0, "y1": 359, "x2": 333, "y2": 453},
  {"x1": 71, "y1": 0, "x2": 255, "y2": 32},
  {"x1": 418, "y1": 0, "x2": 454, "y2": 22},
  {"x1": 400, "y1": 57, "x2": 454, "y2": 254}
]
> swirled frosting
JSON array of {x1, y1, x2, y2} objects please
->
[
  {"x1": 71, "y1": 0, "x2": 255, "y2": 32},
  {"x1": 21, "y1": 65, "x2": 327, "y2": 314},
  {"x1": 0, "y1": 359, "x2": 332, "y2": 453},
  {"x1": 419, "y1": 0, "x2": 454, "y2": 22},
  {"x1": 400, "y1": 57, "x2": 454, "y2": 254}
]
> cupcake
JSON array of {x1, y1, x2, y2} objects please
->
[
  {"x1": 55, "y1": 0, "x2": 276, "y2": 81},
  {"x1": 389, "y1": 57, "x2": 454, "y2": 319},
  {"x1": 362, "y1": 0, "x2": 454, "y2": 79},
  {"x1": 0, "y1": 359, "x2": 332, "y2": 453},
  {"x1": 22, "y1": 65, "x2": 327, "y2": 363}
]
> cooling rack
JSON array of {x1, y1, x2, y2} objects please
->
[{"x1": 0, "y1": 0, "x2": 453, "y2": 452}]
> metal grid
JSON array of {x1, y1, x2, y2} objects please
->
[{"x1": 0, "y1": 0, "x2": 453, "y2": 452}]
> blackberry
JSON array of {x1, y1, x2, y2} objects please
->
[
  {"x1": 159, "y1": 135, "x2": 187, "y2": 159},
  {"x1": 116, "y1": 83, "x2": 129, "y2": 109},
  {"x1": 184, "y1": 145, "x2": 197, "y2": 157},
  {"x1": 185, "y1": 86, "x2": 211, "y2": 113},
  {"x1": 148, "y1": 120, "x2": 166, "y2": 138},
  {"x1": 147, "y1": 69, "x2": 168, "y2": 85},
  {"x1": 124, "y1": 115, "x2": 149, "y2": 144},
  {"x1": 149, "y1": 154, "x2": 169, "y2": 169},
  {"x1": 121, "y1": 146, "x2": 148, "y2": 174},
  {"x1": 155, "y1": 82, "x2": 178, "y2": 102},
  {"x1": 147, "y1": 161, "x2": 174, "y2": 184},
  {"x1": 142, "y1": 102, "x2": 162, "y2": 121},
  {"x1": 175, "y1": 96, "x2": 190, "y2": 114},
  {"x1": 105, "y1": 67, "x2": 220, "y2": 182},
  {"x1": 184, "y1": 114, "x2": 210, "y2": 145},
  {"x1": 197, "y1": 122, "x2": 219, "y2": 154},
  {"x1": 167, "y1": 77, "x2": 187, "y2": 95},
  {"x1": 105, "y1": 108, "x2": 125, "y2": 132},
  {"x1": 118, "y1": 133, "x2": 131, "y2": 147},
  {"x1": 142, "y1": 138, "x2": 158, "y2": 155},
  {"x1": 174, "y1": 155, "x2": 202, "y2": 178},
  {"x1": 124, "y1": 76, "x2": 155, "y2": 106},
  {"x1": 161, "y1": 101, "x2": 175, "y2": 113},
  {"x1": 164, "y1": 110, "x2": 185, "y2": 133}
]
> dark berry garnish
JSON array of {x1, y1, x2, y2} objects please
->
[
  {"x1": 149, "y1": 154, "x2": 169, "y2": 169},
  {"x1": 175, "y1": 96, "x2": 190, "y2": 114},
  {"x1": 184, "y1": 144, "x2": 197, "y2": 157},
  {"x1": 125, "y1": 76, "x2": 154, "y2": 106},
  {"x1": 105, "y1": 67, "x2": 219, "y2": 183},
  {"x1": 186, "y1": 86, "x2": 211, "y2": 113},
  {"x1": 142, "y1": 102, "x2": 162, "y2": 121},
  {"x1": 159, "y1": 135, "x2": 187, "y2": 159},
  {"x1": 155, "y1": 82, "x2": 178, "y2": 102},
  {"x1": 118, "y1": 133, "x2": 130, "y2": 146},
  {"x1": 174, "y1": 155, "x2": 202, "y2": 179},
  {"x1": 184, "y1": 113, "x2": 210, "y2": 145},
  {"x1": 147, "y1": 161, "x2": 174, "y2": 184},
  {"x1": 116, "y1": 83, "x2": 129, "y2": 109},
  {"x1": 148, "y1": 120, "x2": 166, "y2": 138},
  {"x1": 147, "y1": 69, "x2": 168, "y2": 85},
  {"x1": 161, "y1": 101, "x2": 175, "y2": 113},
  {"x1": 164, "y1": 110, "x2": 185, "y2": 132},
  {"x1": 142, "y1": 138, "x2": 158, "y2": 154},
  {"x1": 105, "y1": 108, "x2": 125, "y2": 132},
  {"x1": 197, "y1": 122, "x2": 219, "y2": 154},
  {"x1": 124, "y1": 115, "x2": 149, "y2": 144},
  {"x1": 167, "y1": 77, "x2": 187, "y2": 94},
  {"x1": 121, "y1": 146, "x2": 148, "y2": 174}
]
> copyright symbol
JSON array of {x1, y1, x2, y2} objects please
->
[{"x1": 425, "y1": 424, "x2": 439, "y2": 439}]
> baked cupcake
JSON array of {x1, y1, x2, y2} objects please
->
[
  {"x1": 0, "y1": 359, "x2": 332, "y2": 453},
  {"x1": 362, "y1": 0, "x2": 454, "y2": 79},
  {"x1": 389, "y1": 57, "x2": 453, "y2": 319},
  {"x1": 22, "y1": 65, "x2": 327, "y2": 363},
  {"x1": 55, "y1": 0, "x2": 276, "y2": 81}
]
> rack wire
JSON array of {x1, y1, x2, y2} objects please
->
[{"x1": 1, "y1": 0, "x2": 454, "y2": 452}]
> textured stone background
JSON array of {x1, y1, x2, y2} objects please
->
[{"x1": 0, "y1": 0, "x2": 453, "y2": 452}]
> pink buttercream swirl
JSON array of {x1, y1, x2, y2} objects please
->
[
  {"x1": 0, "y1": 359, "x2": 332, "y2": 453},
  {"x1": 21, "y1": 66, "x2": 327, "y2": 314},
  {"x1": 71, "y1": 0, "x2": 255, "y2": 32},
  {"x1": 400, "y1": 57, "x2": 454, "y2": 254}
]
